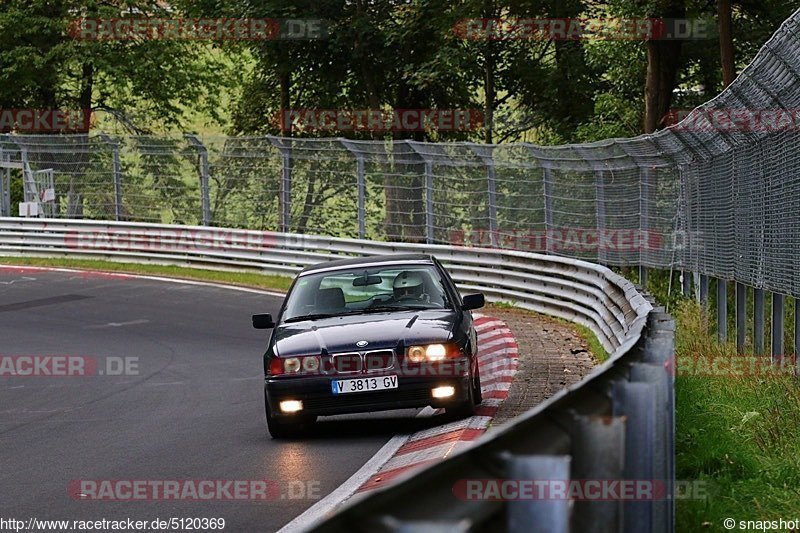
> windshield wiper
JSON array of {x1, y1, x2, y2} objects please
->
[
  {"x1": 284, "y1": 312, "x2": 348, "y2": 323},
  {"x1": 360, "y1": 305, "x2": 429, "y2": 313}
]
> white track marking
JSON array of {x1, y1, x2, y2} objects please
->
[
  {"x1": 278, "y1": 407, "x2": 436, "y2": 533},
  {"x1": 0, "y1": 265, "x2": 286, "y2": 297}
]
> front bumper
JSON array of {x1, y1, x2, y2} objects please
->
[{"x1": 265, "y1": 374, "x2": 471, "y2": 418}]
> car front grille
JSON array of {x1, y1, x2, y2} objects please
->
[
  {"x1": 326, "y1": 349, "x2": 395, "y2": 375},
  {"x1": 330, "y1": 353, "x2": 362, "y2": 374},
  {"x1": 364, "y1": 350, "x2": 394, "y2": 372}
]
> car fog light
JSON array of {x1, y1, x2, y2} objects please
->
[
  {"x1": 279, "y1": 400, "x2": 303, "y2": 413},
  {"x1": 432, "y1": 386, "x2": 455, "y2": 398}
]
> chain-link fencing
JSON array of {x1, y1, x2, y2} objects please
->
[{"x1": 1, "y1": 9, "x2": 800, "y2": 302}]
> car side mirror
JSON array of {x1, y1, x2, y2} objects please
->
[
  {"x1": 462, "y1": 293, "x2": 485, "y2": 310},
  {"x1": 252, "y1": 313, "x2": 275, "y2": 329}
]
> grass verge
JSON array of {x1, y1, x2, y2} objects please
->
[
  {"x1": 675, "y1": 299, "x2": 800, "y2": 531},
  {"x1": 0, "y1": 256, "x2": 293, "y2": 292}
]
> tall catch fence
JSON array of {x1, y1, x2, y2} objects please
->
[{"x1": 1, "y1": 9, "x2": 800, "y2": 354}]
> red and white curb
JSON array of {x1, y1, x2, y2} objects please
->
[{"x1": 281, "y1": 314, "x2": 519, "y2": 532}]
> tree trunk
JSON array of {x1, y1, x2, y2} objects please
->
[
  {"x1": 643, "y1": 0, "x2": 685, "y2": 133},
  {"x1": 484, "y1": 47, "x2": 495, "y2": 145},
  {"x1": 718, "y1": 0, "x2": 735, "y2": 87},
  {"x1": 644, "y1": 42, "x2": 661, "y2": 134}
]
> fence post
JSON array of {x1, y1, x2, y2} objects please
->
[
  {"x1": 0, "y1": 167, "x2": 8, "y2": 217},
  {"x1": 0, "y1": 139, "x2": 9, "y2": 216},
  {"x1": 736, "y1": 283, "x2": 746, "y2": 353},
  {"x1": 595, "y1": 169, "x2": 607, "y2": 265},
  {"x1": 639, "y1": 166, "x2": 653, "y2": 289},
  {"x1": 424, "y1": 161, "x2": 434, "y2": 244},
  {"x1": 717, "y1": 278, "x2": 728, "y2": 342},
  {"x1": 754, "y1": 288, "x2": 765, "y2": 355},
  {"x1": 772, "y1": 293, "x2": 784, "y2": 360},
  {"x1": 99, "y1": 134, "x2": 123, "y2": 222},
  {"x1": 682, "y1": 271, "x2": 692, "y2": 297},
  {"x1": 281, "y1": 151, "x2": 292, "y2": 233},
  {"x1": 542, "y1": 166, "x2": 554, "y2": 253},
  {"x1": 486, "y1": 157, "x2": 498, "y2": 247},
  {"x1": 699, "y1": 274, "x2": 709, "y2": 305},
  {"x1": 186, "y1": 135, "x2": 211, "y2": 226},
  {"x1": 356, "y1": 155, "x2": 366, "y2": 239},
  {"x1": 795, "y1": 298, "x2": 800, "y2": 374}
]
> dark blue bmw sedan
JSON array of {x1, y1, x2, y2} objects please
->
[{"x1": 252, "y1": 254, "x2": 485, "y2": 438}]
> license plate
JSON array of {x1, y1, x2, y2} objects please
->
[{"x1": 331, "y1": 375, "x2": 398, "y2": 395}]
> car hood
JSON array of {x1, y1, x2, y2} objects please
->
[{"x1": 273, "y1": 309, "x2": 459, "y2": 357}]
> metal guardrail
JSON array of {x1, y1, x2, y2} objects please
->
[
  {"x1": 0, "y1": 217, "x2": 670, "y2": 531},
  {"x1": 313, "y1": 307, "x2": 674, "y2": 533}
]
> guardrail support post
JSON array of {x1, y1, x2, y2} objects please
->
[
  {"x1": 542, "y1": 167, "x2": 554, "y2": 254},
  {"x1": 699, "y1": 275, "x2": 709, "y2": 305},
  {"x1": 754, "y1": 288, "x2": 765, "y2": 355},
  {"x1": 186, "y1": 135, "x2": 211, "y2": 226},
  {"x1": 356, "y1": 156, "x2": 366, "y2": 239},
  {"x1": 772, "y1": 293, "x2": 784, "y2": 360},
  {"x1": 424, "y1": 161, "x2": 434, "y2": 244},
  {"x1": 736, "y1": 283, "x2": 746, "y2": 353},
  {"x1": 613, "y1": 381, "x2": 656, "y2": 533},
  {"x1": 717, "y1": 278, "x2": 728, "y2": 342},
  {"x1": 506, "y1": 455, "x2": 571, "y2": 533},
  {"x1": 487, "y1": 159, "x2": 498, "y2": 248},
  {"x1": 572, "y1": 416, "x2": 625, "y2": 533},
  {"x1": 640, "y1": 310, "x2": 676, "y2": 533},
  {"x1": 631, "y1": 364, "x2": 670, "y2": 533}
]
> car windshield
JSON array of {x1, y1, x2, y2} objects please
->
[{"x1": 282, "y1": 264, "x2": 451, "y2": 321}]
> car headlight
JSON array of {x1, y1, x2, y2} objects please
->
[
  {"x1": 284, "y1": 357, "x2": 301, "y2": 373},
  {"x1": 406, "y1": 343, "x2": 459, "y2": 363},
  {"x1": 302, "y1": 356, "x2": 320, "y2": 372}
]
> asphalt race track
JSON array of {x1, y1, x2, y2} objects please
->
[{"x1": 0, "y1": 268, "x2": 445, "y2": 531}]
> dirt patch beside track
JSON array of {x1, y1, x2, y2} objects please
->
[{"x1": 485, "y1": 306, "x2": 599, "y2": 427}]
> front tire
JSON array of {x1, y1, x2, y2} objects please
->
[
  {"x1": 472, "y1": 362, "x2": 483, "y2": 405},
  {"x1": 446, "y1": 373, "x2": 477, "y2": 419}
]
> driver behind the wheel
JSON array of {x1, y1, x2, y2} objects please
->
[{"x1": 391, "y1": 271, "x2": 427, "y2": 302}]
